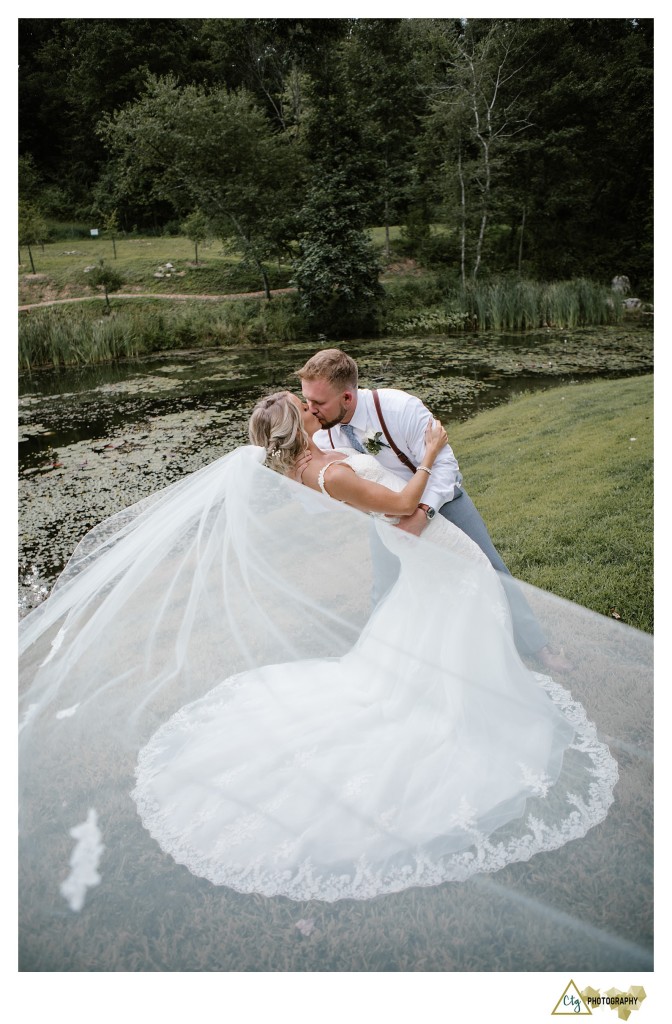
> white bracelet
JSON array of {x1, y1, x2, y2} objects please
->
[{"x1": 417, "y1": 465, "x2": 432, "y2": 475}]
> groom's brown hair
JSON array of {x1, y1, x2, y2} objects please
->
[{"x1": 297, "y1": 349, "x2": 358, "y2": 391}]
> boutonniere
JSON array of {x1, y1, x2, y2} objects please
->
[{"x1": 362, "y1": 430, "x2": 389, "y2": 455}]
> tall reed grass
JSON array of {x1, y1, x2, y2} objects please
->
[
  {"x1": 19, "y1": 276, "x2": 625, "y2": 369},
  {"x1": 18, "y1": 296, "x2": 304, "y2": 370},
  {"x1": 455, "y1": 277, "x2": 623, "y2": 331}
]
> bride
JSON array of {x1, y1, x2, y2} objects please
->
[
  {"x1": 127, "y1": 392, "x2": 618, "y2": 900},
  {"x1": 19, "y1": 387, "x2": 643, "y2": 937},
  {"x1": 248, "y1": 390, "x2": 498, "y2": 574}
]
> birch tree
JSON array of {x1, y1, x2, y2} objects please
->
[{"x1": 427, "y1": 23, "x2": 533, "y2": 282}]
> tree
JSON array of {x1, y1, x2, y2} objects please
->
[
  {"x1": 19, "y1": 202, "x2": 47, "y2": 273},
  {"x1": 292, "y1": 28, "x2": 383, "y2": 335},
  {"x1": 19, "y1": 18, "x2": 213, "y2": 218},
  {"x1": 343, "y1": 20, "x2": 429, "y2": 259},
  {"x1": 99, "y1": 76, "x2": 304, "y2": 298},
  {"x1": 293, "y1": 172, "x2": 384, "y2": 336},
  {"x1": 19, "y1": 17, "x2": 652, "y2": 290},
  {"x1": 181, "y1": 209, "x2": 209, "y2": 265},
  {"x1": 424, "y1": 21, "x2": 533, "y2": 283},
  {"x1": 103, "y1": 209, "x2": 120, "y2": 258},
  {"x1": 86, "y1": 259, "x2": 124, "y2": 311},
  {"x1": 197, "y1": 18, "x2": 308, "y2": 135},
  {"x1": 499, "y1": 18, "x2": 653, "y2": 288}
]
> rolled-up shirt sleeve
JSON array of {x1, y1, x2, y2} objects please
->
[{"x1": 399, "y1": 395, "x2": 462, "y2": 508}]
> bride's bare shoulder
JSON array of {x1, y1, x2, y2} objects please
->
[
  {"x1": 318, "y1": 459, "x2": 358, "y2": 496},
  {"x1": 299, "y1": 455, "x2": 353, "y2": 493}
]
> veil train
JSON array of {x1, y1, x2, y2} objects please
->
[{"x1": 18, "y1": 445, "x2": 653, "y2": 969}]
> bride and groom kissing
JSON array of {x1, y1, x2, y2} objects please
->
[
  {"x1": 22, "y1": 341, "x2": 621, "y2": 913},
  {"x1": 250, "y1": 346, "x2": 572, "y2": 675}
]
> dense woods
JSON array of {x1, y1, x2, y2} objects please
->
[{"x1": 19, "y1": 17, "x2": 653, "y2": 329}]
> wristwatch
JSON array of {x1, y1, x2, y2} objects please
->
[{"x1": 419, "y1": 504, "x2": 436, "y2": 520}]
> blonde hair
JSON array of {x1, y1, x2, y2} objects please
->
[
  {"x1": 248, "y1": 391, "x2": 309, "y2": 476},
  {"x1": 296, "y1": 349, "x2": 358, "y2": 391}
]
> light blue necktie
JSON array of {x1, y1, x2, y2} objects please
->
[{"x1": 341, "y1": 422, "x2": 366, "y2": 453}]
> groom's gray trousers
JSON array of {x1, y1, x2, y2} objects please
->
[{"x1": 371, "y1": 486, "x2": 547, "y2": 657}]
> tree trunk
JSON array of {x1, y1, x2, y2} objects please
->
[
  {"x1": 228, "y1": 213, "x2": 272, "y2": 300},
  {"x1": 473, "y1": 140, "x2": 491, "y2": 281},
  {"x1": 518, "y1": 205, "x2": 526, "y2": 276},
  {"x1": 249, "y1": 246, "x2": 272, "y2": 300},
  {"x1": 260, "y1": 263, "x2": 272, "y2": 301},
  {"x1": 27, "y1": 244, "x2": 36, "y2": 274},
  {"x1": 473, "y1": 208, "x2": 487, "y2": 281},
  {"x1": 384, "y1": 197, "x2": 391, "y2": 261},
  {"x1": 458, "y1": 145, "x2": 466, "y2": 288}
]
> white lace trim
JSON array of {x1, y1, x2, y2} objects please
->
[{"x1": 132, "y1": 673, "x2": 619, "y2": 902}]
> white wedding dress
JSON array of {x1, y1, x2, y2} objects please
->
[{"x1": 130, "y1": 452, "x2": 619, "y2": 901}]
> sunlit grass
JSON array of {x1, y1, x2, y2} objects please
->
[
  {"x1": 18, "y1": 235, "x2": 292, "y2": 305},
  {"x1": 450, "y1": 375, "x2": 653, "y2": 631}
]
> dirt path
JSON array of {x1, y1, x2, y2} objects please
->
[{"x1": 18, "y1": 287, "x2": 296, "y2": 312}]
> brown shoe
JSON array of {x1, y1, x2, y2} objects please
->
[{"x1": 537, "y1": 645, "x2": 575, "y2": 674}]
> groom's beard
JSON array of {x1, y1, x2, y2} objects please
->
[{"x1": 317, "y1": 404, "x2": 349, "y2": 430}]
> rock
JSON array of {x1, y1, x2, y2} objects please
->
[{"x1": 611, "y1": 275, "x2": 631, "y2": 294}]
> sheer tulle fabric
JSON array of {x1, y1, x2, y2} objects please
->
[{"x1": 19, "y1": 446, "x2": 652, "y2": 958}]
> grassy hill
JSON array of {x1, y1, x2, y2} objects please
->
[{"x1": 450, "y1": 374, "x2": 653, "y2": 631}]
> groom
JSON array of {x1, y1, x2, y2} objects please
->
[{"x1": 297, "y1": 348, "x2": 571, "y2": 673}]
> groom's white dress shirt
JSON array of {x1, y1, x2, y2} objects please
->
[{"x1": 313, "y1": 388, "x2": 462, "y2": 511}]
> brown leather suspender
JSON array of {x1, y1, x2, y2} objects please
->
[
  {"x1": 327, "y1": 391, "x2": 417, "y2": 473},
  {"x1": 372, "y1": 390, "x2": 417, "y2": 474}
]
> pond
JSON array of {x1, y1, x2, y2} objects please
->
[{"x1": 18, "y1": 323, "x2": 653, "y2": 613}]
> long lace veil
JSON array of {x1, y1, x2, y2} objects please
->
[{"x1": 18, "y1": 445, "x2": 652, "y2": 971}]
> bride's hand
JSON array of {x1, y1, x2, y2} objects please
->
[{"x1": 424, "y1": 418, "x2": 448, "y2": 458}]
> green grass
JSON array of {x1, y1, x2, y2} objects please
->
[
  {"x1": 19, "y1": 235, "x2": 293, "y2": 305},
  {"x1": 18, "y1": 294, "x2": 304, "y2": 369},
  {"x1": 449, "y1": 375, "x2": 653, "y2": 631}
]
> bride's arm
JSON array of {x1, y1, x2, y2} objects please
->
[{"x1": 320, "y1": 421, "x2": 448, "y2": 515}]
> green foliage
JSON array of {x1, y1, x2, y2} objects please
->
[
  {"x1": 451, "y1": 375, "x2": 653, "y2": 630},
  {"x1": 84, "y1": 259, "x2": 124, "y2": 308},
  {"x1": 457, "y1": 278, "x2": 622, "y2": 331},
  {"x1": 382, "y1": 275, "x2": 623, "y2": 335},
  {"x1": 385, "y1": 309, "x2": 471, "y2": 336},
  {"x1": 19, "y1": 306, "x2": 142, "y2": 369},
  {"x1": 20, "y1": 18, "x2": 652, "y2": 297},
  {"x1": 293, "y1": 212, "x2": 383, "y2": 336},
  {"x1": 42, "y1": 220, "x2": 98, "y2": 240},
  {"x1": 18, "y1": 294, "x2": 304, "y2": 369},
  {"x1": 19, "y1": 201, "x2": 49, "y2": 274},
  {"x1": 98, "y1": 75, "x2": 305, "y2": 296},
  {"x1": 19, "y1": 202, "x2": 48, "y2": 248},
  {"x1": 293, "y1": 34, "x2": 385, "y2": 337},
  {"x1": 180, "y1": 209, "x2": 210, "y2": 264}
]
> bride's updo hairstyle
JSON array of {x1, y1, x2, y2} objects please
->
[{"x1": 249, "y1": 391, "x2": 308, "y2": 476}]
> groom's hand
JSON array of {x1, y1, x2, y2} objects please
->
[
  {"x1": 289, "y1": 451, "x2": 312, "y2": 481},
  {"x1": 394, "y1": 508, "x2": 428, "y2": 537}
]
